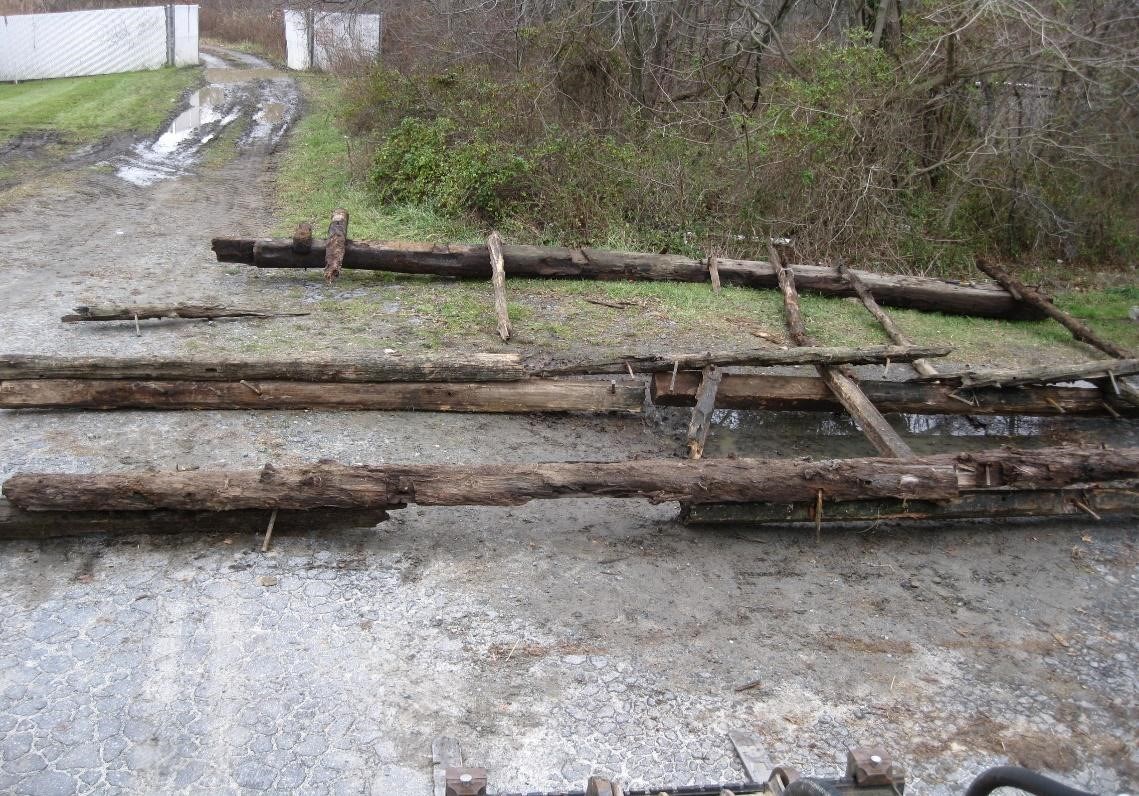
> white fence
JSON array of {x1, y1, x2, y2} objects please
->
[
  {"x1": 0, "y1": 5, "x2": 198, "y2": 82},
  {"x1": 284, "y1": 9, "x2": 381, "y2": 71}
]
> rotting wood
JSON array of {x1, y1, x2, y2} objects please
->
[
  {"x1": 62, "y1": 304, "x2": 309, "y2": 323},
  {"x1": 771, "y1": 244, "x2": 914, "y2": 459},
  {"x1": 0, "y1": 353, "x2": 527, "y2": 383},
  {"x1": 324, "y1": 208, "x2": 349, "y2": 283},
  {"x1": 707, "y1": 254, "x2": 722, "y2": 293},
  {"x1": 976, "y1": 257, "x2": 1134, "y2": 358},
  {"x1": 681, "y1": 484, "x2": 1139, "y2": 525},
  {"x1": 529, "y1": 343, "x2": 949, "y2": 376},
  {"x1": 5, "y1": 447, "x2": 1137, "y2": 512},
  {"x1": 211, "y1": 237, "x2": 1038, "y2": 319},
  {"x1": 837, "y1": 262, "x2": 938, "y2": 378},
  {"x1": 487, "y1": 231, "x2": 512, "y2": 341},
  {"x1": 0, "y1": 498, "x2": 388, "y2": 541},
  {"x1": 0, "y1": 346, "x2": 947, "y2": 384},
  {"x1": 916, "y1": 358, "x2": 1139, "y2": 390},
  {"x1": 651, "y1": 372, "x2": 1138, "y2": 417},
  {"x1": 686, "y1": 365, "x2": 722, "y2": 459},
  {"x1": 292, "y1": 221, "x2": 313, "y2": 254},
  {"x1": 0, "y1": 378, "x2": 646, "y2": 414}
]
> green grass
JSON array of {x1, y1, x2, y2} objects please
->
[
  {"x1": 273, "y1": 75, "x2": 1139, "y2": 362},
  {"x1": 0, "y1": 67, "x2": 201, "y2": 144}
]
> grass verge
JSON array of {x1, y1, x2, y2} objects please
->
[
  {"x1": 0, "y1": 67, "x2": 201, "y2": 144},
  {"x1": 273, "y1": 77, "x2": 1139, "y2": 363}
]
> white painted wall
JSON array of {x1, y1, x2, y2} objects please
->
[
  {"x1": 0, "y1": 5, "x2": 198, "y2": 82},
  {"x1": 284, "y1": 9, "x2": 381, "y2": 72}
]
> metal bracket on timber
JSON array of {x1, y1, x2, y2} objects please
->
[
  {"x1": 210, "y1": 236, "x2": 1039, "y2": 319},
  {"x1": 770, "y1": 244, "x2": 914, "y2": 459}
]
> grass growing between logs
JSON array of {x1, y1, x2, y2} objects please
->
[
  {"x1": 0, "y1": 68, "x2": 201, "y2": 144},
  {"x1": 273, "y1": 76, "x2": 1139, "y2": 365}
]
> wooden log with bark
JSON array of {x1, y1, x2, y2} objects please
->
[
  {"x1": 0, "y1": 498, "x2": 388, "y2": 541},
  {"x1": 651, "y1": 372, "x2": 1138, "y2": 418},
  {"x1": 976, "y1": 258, "x2": 1133, "y2": 359},
  {"x1": 292, "y1": 221, "x2": 313, "y2": 254},
  {"x1": 487, "y1": 231, "x2": 512, "y2": 341},
  {"x1": 771, "y1": 245, "x2": 914, "y2": 458},
  {"x1": 211, "y1": 237, "x2": 1039, "y2": 319},
  {"x1": 5, "y1": 447, "x2": 1137, "y2": 512},
  {"x1": 0, "y1": 378, "x2": 646, "y2": 413},
  {"x1": 686, "y1": 366, "x2": 721, "y2": 459},
  {"x1": 62, "y1": 304, "x2": 309, "y2": 323},
  {"x1": 0, "y1": 353, "x2": 527, "y2": 383},
  {"x1": 681, "y1": 484, "x2": 1139, "y2": 526},
  {"x1": 323, "y1": 208, "x2": 349, "y2": 283},
  {"x1": 836, "y1": 262, "x2": 938, "y2": 378},
  {"x1": 915, "y1": 359, "x2": 1139, "y2": 390}
]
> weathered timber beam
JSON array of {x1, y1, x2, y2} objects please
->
[
  {"x1": 62, "y1": 304, "x2": 309, "y2": 323},
  {"x1": 686, "y1": 365, "x2": 721, "y2": 459},
  {"x1": 651, "y1": 372, "x2": 1139, "y2": 417},
  {"x1": 772, "y1": 246, "x2": 914, "y2": 459},
  {"x1": 5, "y1": 447, "x2": 1136, "y2": 512},
  {"x1": 324, "y1": 208, "x2": 349, "y2": 283},
  {"x1": 681, "y1": 485, "x2": 1139, "y2": 526},
  {"x1": 915, "y1": 358, "x2": 1139, "y2": 390},
  {"x1": 529, "y1": 344, "x2": 950, "y2": 376},
  {"x1": 0, "y1": 353, "x2": 527, "y2": 383},
  {"x1": 211, "y1": 238, "x2": 1038, "y2": 319},
  {"x1": 977, "y1": 257, "x2": 1134, "y2": 358},
  {"x1": 0, "y1": 378, "x2": 646, "y2": 413},
  {"x1": 487, "y1": 231, "x2": 512, "y2": 341},
  {"x1": 0, "y1": 499, "x2": 389, "y2": 540},
  {"x1": 837, "y1": 262, "x2": 938, "y2": 378}
]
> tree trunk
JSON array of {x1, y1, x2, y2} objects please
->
[
  {"x1": 0, "y1": 378, "x2": 646, "y2": 413},
  {"x1": 212, "y1": 238, "x2": 1038, "y2": 319},
  {"x1": 651, "y1": 372, "x2": 1137, "y2": 418},
  {"x1": 976, "y1": 257, "x2": 1133, "y2": 358},
  {"x1": 6, "y1": 447, "x2": 1136, "y2": 513},
  {"x1": 837, "y1": 262, "x2": 938, "y2": 377},
  {"x1": 61, "y1": 304, "x2": 308, "y2": 323},
  {"x1": 772, "y1": 246, "x2": 914, "y2": 459}
]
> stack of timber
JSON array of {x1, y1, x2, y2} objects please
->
[
  {"x1": 3, "y1": 447, "x2": 1137, "y2": 525},
  {"x1": 0, "y1": 346, "x2": 942, "y2": 413},
  {"x1": 211, "y1": 237, "x2": 1040, "y2": 319}
]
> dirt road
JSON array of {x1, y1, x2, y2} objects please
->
[{"x1": 0, "y1": 50, "x2": 1136, "y2": 794}]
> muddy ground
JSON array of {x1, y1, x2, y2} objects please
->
[{"x1": 0, "y1": 50, "x2": 1136, "y2": 795}]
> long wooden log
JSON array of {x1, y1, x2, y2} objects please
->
[
  {"x1": 487, "y1": 231, "x2": 512, "y2": 341},
  {"x1": 324, "y1": 208, "x2": 349, "y2": 283},
  {"x1": 0, "y1": 346, "x2": 947, "y2": 384},
  {"x1": 836, "y1": 263, "x2": 938, "y2": 378},
  {"x1": 686, "y1": 365, "x2": 721, "y2": 459},
  {"x1": 6, "y1": 447, "x2": 1137, "y2": 513},
  {"x1": 976, "y1": 258, "x2": 1133, "y2": 358},
  {"x1": 62, "y1": 304, "x2": 309, "y2": 323},
  {"x1": 530, "y1": 344, "x2": 950, "y2": 376},
  {"x1": 0, "y1": 353, "x2": 527, "y2": 383},
  {"x1": 0, "y1": 498, "x2": 388, "y2": 540},
  {"x1": 212, "y1": 238, "x2": 1039, "y2": 319},
  {"x1": 0, "y1": 378, "x2": 646, "y2": 413},
  {"x1": 772, "y1": 246, "x2": 914, "y2": 459},
  {"x1": 651, "y1": 372, "x2": 1138, "y2": 417},
  {"x1": 681, "y1": 485, "x2": 1139, "y2": 525},
  {"x1": 915, "y1": 359, "x2": 1139, "y2": 389}
]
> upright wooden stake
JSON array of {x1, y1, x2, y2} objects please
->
[
  {"x1": 324, "y1": 208, "x2": 349, "y2": 284},
  {"x1": 976, "y1": 257, "x2": 1134, "y2": 359},
  {"x1": 707, "y1": 255, "x2": 722, "y2": 293},
  {"x1": 487, "y1": 231, "x2": 513, "y2": 341},
  {"x1": 770, "y1": 244, "x2": 914, "y2": 459},
  {"x1": 292, "y1": 222, "x2": 313, "y2": 254},
  {"x1": 837, "y1": 262, "x2": 938, "y2": 378},
  {"x1": 686, "y1": 365, "x2": 722, "y2": 459}
]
